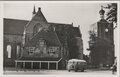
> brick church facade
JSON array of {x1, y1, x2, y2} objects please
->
[{"x1": 3, "y1": 7, "x2": 83, "y2": 70}]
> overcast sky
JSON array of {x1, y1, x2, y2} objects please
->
[{"x1": 3, "y1": 1, "x2": 117, "y2": 55}]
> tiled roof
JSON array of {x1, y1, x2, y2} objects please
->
[
  {"x1": 4, "y1": 18, "x2": 28, "y2": 35},
  {"x1": 32, "y1": 8, "x2": 48, "y2": 23},
  {"x1": 48, "y1": 23, "x2": 82, "y2": 46},
  {"x1": 48, "y1": 23, "x2": 73, "y2": 45},
  {"x1": 4, "y1": 18, "x2": 82, "y2": 46},
  {"x1": 25, "y1": 29, "x2": 61, "y2": 47}
]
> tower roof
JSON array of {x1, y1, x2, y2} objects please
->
[{"x1": 99, "y1": 6, "x2": 105, "y2": 15}]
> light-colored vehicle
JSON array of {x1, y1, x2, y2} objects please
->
[{"x1": 67, "y1": 59, "x2": 87, "y2": 72}]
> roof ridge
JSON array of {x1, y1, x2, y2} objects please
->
[
  {"x1": 48, "y1": 22, "x2": 72, "y2": 25},
  {"x1": 4, "y1": 18, "x2": 29, "y2": 22}
]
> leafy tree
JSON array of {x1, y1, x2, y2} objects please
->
[{"x1": 104, "y1": 3, "x2": 117, "y2": 26}]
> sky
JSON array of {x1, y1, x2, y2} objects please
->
[{"x1": 3, "y1": 1, "x2": 118, "y2": 56}]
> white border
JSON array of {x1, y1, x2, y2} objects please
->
[{"x1": 0, "y1": 1, "x2": 119, "y2": 77}]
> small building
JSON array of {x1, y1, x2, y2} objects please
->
[{"x1": 3, "y1": 7, "x2": 83, "y2": 70}]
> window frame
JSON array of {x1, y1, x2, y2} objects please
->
[
  {"x1": 28, "y1": 47, "x2": 35, "y2": 55},
  {"x1": 48, "y1": 47, "x2": 56, "y2": 55}
]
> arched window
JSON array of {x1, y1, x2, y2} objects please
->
[
  {"x1": 7, "y1": 45, "x2": 11, "y2": 58},
  {"x1": 17, "y1": 45, "x2": 20, "y2": 55},
  {"x1": 33, "y1": 23, "x2": 43, "y2": 35}
]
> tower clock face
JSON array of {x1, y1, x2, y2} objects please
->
[{"x1": 105, "y1": 28, "x2": 108, "y2": 32}]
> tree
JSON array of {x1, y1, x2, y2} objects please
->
[{"x1": 104, "y1": 3, "x2": 117, "y2": 27}]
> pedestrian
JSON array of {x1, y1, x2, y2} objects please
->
[
  {"x1": 111, "y1": 64, "x2": 117, "y2": 74},
  {"x1": 111, "y1": 57, "x2": 117, "y2": 74}
]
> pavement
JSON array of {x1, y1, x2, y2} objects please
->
[{"x1": 3, "y1": 68, "x2": 117, "y2": 75}]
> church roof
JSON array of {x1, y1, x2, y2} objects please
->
[
  {"x1": 48, "y1": 23, "x2": 73, "y2": 45},
  {"x1": 25, "y1": 7, "x2": 48, "y2": 34},
  {"x1": 4, "y1": 18, "x2": 82, "y2": 46},
  {"x1": 4, "y1": 18, "x2": 28, "y2": 35},
  {"x1": 26, "y1": 8, "x2": 48, "y2": 28},
  {"x1": 25, "y1": 29, "x2": 61, "y2": 47},
  {"x1": 48, "y1": 23, "x2": 82, "y2": 45},
  {"x1": 32, "y1": 8, "x2": 48, "y2": 23}
]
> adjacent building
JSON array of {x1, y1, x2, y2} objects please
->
[
  {"x1": 88, "y1": 7, "x2": 114, "y2": 67},
  {"x1": 3, "y1": 7, "x2": 83, "y2": 70}
]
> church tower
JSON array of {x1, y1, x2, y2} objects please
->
[
  {"x1": 98, "y1": 6, "x2": 107, "y2": 39},
  {"x1": 97, "y1": 6, "x2": 114, "y2": 66},
  {"x1": 89, "y1": 5, "x2": 114, "y2": 67}
]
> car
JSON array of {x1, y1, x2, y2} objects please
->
[{"x1": 67, "y1": 59, "x2": 87, "y2": 72}]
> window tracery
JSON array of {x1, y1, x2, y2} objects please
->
[{"x1": 33, "y1": 23, "x2": 43, "y2": 35}]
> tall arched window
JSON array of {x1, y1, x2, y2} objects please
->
[
  {"x1": 7, "y1": 45, "x2": 11, "y2": 58},
  {"x1": 33, "y1": 23, "x2": 43, "y2": 35},
  {"x1": 17, "y1": 45, "x2": 20, "y2": 55}
]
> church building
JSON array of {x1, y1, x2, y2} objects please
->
[{"x1": 4, "y1": 7, "x2": 83, "y2": 70}]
